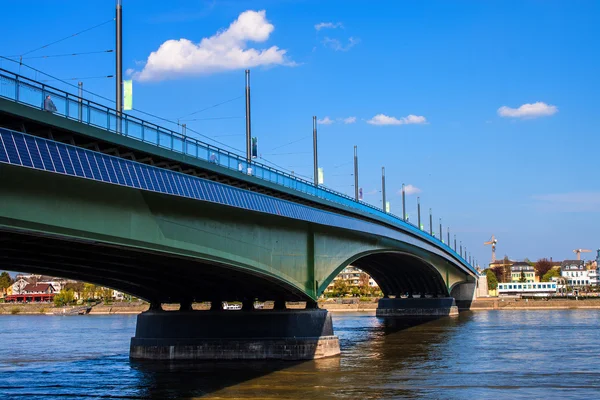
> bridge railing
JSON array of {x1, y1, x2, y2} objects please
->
[{"x1": 0, "y1": 68, "x2": 474, "y2": 273}]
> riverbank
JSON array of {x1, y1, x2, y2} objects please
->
[
  {"x1": 471, "y1": 297, "x2": 600, "y2": 310},
  {"x1": 3, "y1": 298, "x2": 600, "y2": 314}
]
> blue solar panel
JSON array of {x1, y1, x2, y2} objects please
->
[{"x1": 0, "y1": 127, "x2": 475, "y2": 273}]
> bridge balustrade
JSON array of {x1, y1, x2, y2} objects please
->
[{"x1": 0, "y1": 68, "x2": 473, "y2": 273}]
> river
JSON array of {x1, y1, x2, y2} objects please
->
[{"x1": 1, "y1": 310, "x2": 599, "y2": 399}]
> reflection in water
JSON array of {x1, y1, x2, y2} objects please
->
[{"x1": 1, "y1": 311, "x2": 600, "y2": 399}]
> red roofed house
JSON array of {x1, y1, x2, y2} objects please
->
[{"x1": 5, "y1": 283, "x2": 56, "y2": 303}]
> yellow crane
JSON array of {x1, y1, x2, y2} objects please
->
[
  {"x1": 484, "y1": 235, "x2": 498, "y2": 263},
  {"x1": 573, "y1": 249, "x2": 591, "y2": 260}
]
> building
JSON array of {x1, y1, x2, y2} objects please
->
[
  {"x1": 5, "y1": 283, "x2": 56, "y2": 303},
  {"x1": 510, "y1": 262, "x2": 537, "y2": 283},
  {"x1": 324, "y1": 266, "x2": 380, "y2": 296},
  {"x1": 561, "y1": 260, "x2": 593, "y2": 288}
]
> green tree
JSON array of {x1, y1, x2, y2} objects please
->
[
  {"x1": 519, "y1": 271, "x2": 527, "y2": 283},
  {"x1": 64, "y1": 282, "x2": 85, "y2": 299},
  {"x1": 82, "y1": 283, "x2": 97, "y2": 300},
  {"x1": 331, "y1": 279, "x2": 349, "y2": 297},
  {"x1": 0, "y1": 272, "x2": 13, "y2": 290},
  {"x1": 542, "y1": 268, "x2": 560, "y2": 282},
  {"x1": 486, "y1": 269, "x2": 498, "y2": 290},
  {"x1": 101, "y1": 287, "x2": 113, "y2": 301},
  {"x1": 53, "y1": 289, "x2": 75, "y2": 306}
]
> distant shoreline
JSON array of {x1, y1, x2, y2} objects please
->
[{"x1": 2, "y1": 298, "x2": 600, "y2": 315}]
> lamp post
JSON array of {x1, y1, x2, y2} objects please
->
[
  {"x1": 417, "y1": 197, "x2": 421, "y2": 228},
  {"x1": 429, "y1": 208, "x2": 433, "y2": 236},
  {"x1": 402, "y1": 184, "x2": 406, "y2": 221},
  {"x1": 116, "y1": 0, "x2": 123, "y2": 114},
  {"x1": 313, "y1": 116, "x2": 318, "y2": 185},
  {"x1": 381, "y1": 167, "x2": 386, "y2": 212},
  {"x1": 245, "y1": 70, "x2": 252, "y2": 162},
  {"x1": 353, "y1": 146, "x2": 359, "y2": 201}
]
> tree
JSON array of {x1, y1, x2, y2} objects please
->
[
  {"x1": 542, "y1": 268, "x2": 560, "y2": 282},
  {"x1": 331, "y1": 279, "x2": 350, "y2": 297},
  {"x1": 54, "y1": 289, "x2": 75, "y2": 306},
  {"x1": 490, "y1": 266, "x2": 503, "y2": 283},
  {"x1": 486, "y1": 269, "x2": 498, "y2": 291},
  {"x1": 82, "y1": 283, "x2": 97, "y2": 300},
  {"x1": 0, "y1": 272, "x2": 13, "y2": 290},
  {"x1": 519, "y1": 271, "x2": 527, "y2": 283},
  {"x1": 64, "y1": 282, "x2": 85, "y2": 299},
  {"x1": 358, "y1": 274, "x2": 371, "y2": 297},
  {"x1": 535, "y1": 259, "x2": 554, "y2": 278}
]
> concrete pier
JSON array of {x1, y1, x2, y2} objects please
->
[
  {"x1": 376, "y1": 297, "x2": 459, "y2": 317},
  {"x1": 130, "y1": 309, "x2": 340, "y2": 360}
]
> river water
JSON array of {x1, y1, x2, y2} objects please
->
[{"x1": 0, "y1": 310, "x2": 599, "y2": 399}]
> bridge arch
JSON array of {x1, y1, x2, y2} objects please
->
[{"x1": 322, "y1": 250, "x2": 449, "y2": 298}]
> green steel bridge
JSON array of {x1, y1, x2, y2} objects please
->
[{"x1": 0, "y1": 69, "x2": 478, "y2": 359}]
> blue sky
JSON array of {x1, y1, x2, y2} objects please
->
[{"x1": 1, "y1": 0, "x2": 599, "y2": 267}]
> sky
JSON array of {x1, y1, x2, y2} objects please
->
[{"x1": 1, "y1": 0, "x2": 599, "y2": 268}]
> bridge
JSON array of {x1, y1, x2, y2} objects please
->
[{"x1": 0, "y1": 68, "x2": 478, "y2": 360}]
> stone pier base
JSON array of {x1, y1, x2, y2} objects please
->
[
  {"x1": 376, "y1": 297, "x2": 459, "y2": 317},
  {"x1": 130, "y1": 309, "x2": 340, "y2": 360}
]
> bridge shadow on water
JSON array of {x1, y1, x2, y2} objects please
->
[
  {"x1": 127, "y1": 314, "x2": 468, "y2": 399},
  {"x1": 129, "y1": 358, "x2": 340, "y2": 399}
]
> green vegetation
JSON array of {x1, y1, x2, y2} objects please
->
[
  {"x1": 542, "y1": 268, "x2": 560, "y2": 282},
  {"x1": 53, "y1": 289, "x2": 75, "y2": 306},
  {"x1": 486, "y1": 269, "x2": 498, "y2": 290},
  {"x1": 519, "y1": 271, "x2": 527, "y2": 283},
  {"x1": 10, "y1": 307, "x2": 20, "y2": 315},
  {"x1": 331, "y1": 279, "x2": 349, "y2": 297},
  {"x1": 0, "y1": 272, "x2": 13, "y2": 290}
]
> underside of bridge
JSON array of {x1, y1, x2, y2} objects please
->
[
  {"x1": 0, "y1": 229, "x2": 309, "y2": 304},
  {"x1": 351, "y1": 252, "x2": 449, "y2": 298}
]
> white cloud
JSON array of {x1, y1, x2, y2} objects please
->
[
  {"x1": 322, "y1": 36, "x2": 359, "y2": 52},
  {"x1": 532, "y1": 192, "x2": 600, "y2": 212},
  {"x1": 342, "y1": 116, "x2": 356, "y2": 124},
  {"x1": 497, "y1": 102, "x2": 558, "y2": 118},
  {"x1": 314, "y1": 22, "x2": 343, "y2": 31},
  {"x1": 317, "y1": 116, "x2": 334, "y2": 125},
  {"x1": 367, "y1": 114, "x2": 427, "y2": 126},
  {"x1": 397, "y1": 185, "x2": 421, "y2": 195},
  {"x1": 133, "y1": 10, "x2": 294, "y2": 81}
]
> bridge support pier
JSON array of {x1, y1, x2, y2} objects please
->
[
  {"x1": 130, "y1": 309, "x2": 340, "y2": 360},
  {"x1": 376, "y1": 297, "x2": 458, "y2": 317}
]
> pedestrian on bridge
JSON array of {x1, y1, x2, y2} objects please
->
[{"x1": 43, "y1": 95, "x2": 57, "y2": 113}]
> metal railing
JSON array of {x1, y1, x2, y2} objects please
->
[{"x1": 0, "y1": 68, "x2": 474, "y2": 273}]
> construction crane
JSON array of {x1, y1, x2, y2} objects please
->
[
  {"x1": 573, "y1": 249, "x2": 591, "y2": 260},
  {"x1": 484, "y1": 235, "x2": 498, "y2": 263}
]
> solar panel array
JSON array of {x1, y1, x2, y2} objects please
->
[{"x1": 0, "y1": 127, "x2": 475, "y2": 273}]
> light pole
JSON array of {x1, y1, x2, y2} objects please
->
[
  {"x1": 402, "y1": 184, "x2": 406, "y2": 221},
  {"x1": 429, "y1": 208, "x2": 433, "y2": 236},
  {"x1": 381, "y1": 167, "x2": 386, "y2": 212},
  {"x1": 116, "y1": 0, "x2": 123, "y2": 114},
  {"x1": 417, "y1": 197, "x2": 421, "y2": 229},
  {"x1": 353, "y1": 146, "x2": 359, "y2": 201},
  {"x1": 313, "y1": 116, "x2": 318, "y2": 185},
  {"x1": 245, "y1": 70, "x2": 252, "y2": 162}
]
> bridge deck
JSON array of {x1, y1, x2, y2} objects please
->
[{"x1": 0, "y1": 68, "x2": 475, "y2": 275}]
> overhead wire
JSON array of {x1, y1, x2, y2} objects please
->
[
  {"x1": 0, "y1": 57, "x2": 310, "y2": 177},
  {"x1": 16, "y1": 18, "x2": 115, "y2": 57},
  {"x1": 9, "y1": 49, "x2": 114, "y2": 60},
  {"x1": 179, "y1": 96, "x2": 244, "y2": 119}
]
